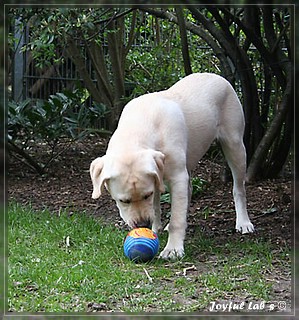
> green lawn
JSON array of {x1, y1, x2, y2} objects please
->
[{"x1": 7, "y1": 202, "x2": 291, "y2": 313}]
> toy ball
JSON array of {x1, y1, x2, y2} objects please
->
[{"x1": 124, "y1": 228, "x2": 159, "y2": 263}]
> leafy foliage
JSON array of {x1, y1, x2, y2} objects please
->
[
  {"x1": 9, "y1": 88, "x2": 107, "y2": 143},
  {"x1": 160, "y1": 177, "x2": 208, "y2": 204},
  {"x1": 13, "y1": 8, "x2": 115, "y2": 68},
  {"x1": 7, "y1": 7, "x2": 293, "y2": 179},
  {"x1": 8, "y1": 88, "x2": 109, "y2": 173},
  {"x1": 190, "y1": 177, "x2": 209, "y2": 198}
]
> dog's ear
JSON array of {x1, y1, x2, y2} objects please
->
[
  {"x1": 90, "y1": 156, "x2": 109, "y2": 199},
  {"x1": 152, "y1": 151, "x2": 165, "y2": 193}
]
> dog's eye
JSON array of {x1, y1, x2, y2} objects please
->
[
  {"x1": 143, "y1": 192, "x2": 153, "y2": 200},
  {"x1": 120, "y1": 199, "x2": 131, "y2": 204}
]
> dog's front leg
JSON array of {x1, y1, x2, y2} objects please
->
[
  {"x1": 152, "y1": 189, "x2": 162, "y2": 233},
  {"x1": 159, "y1": 170, "x2": 189, "y2": 259}
]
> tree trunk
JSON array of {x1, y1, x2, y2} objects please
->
[
  {"x1": 65, "y1": 39, "x2": 104, "y2": 105},
  {"x1": 107, "y1": 19, "x2": 126, "y2": 130},
  {"x1": 141, "y1": 7, "x2": 292, "y2": 180},
  {"x1": 189, "y1": 7, "x2": 262, "y2": 161},
  {"x1": 175, "y1": 7, "x2": 192, "y2": 76},
  {"x1": 246, "y1": 67, "x2": 293, "y2": 181},
  {"x1": 265, "y1": 108, "x2": 293, "y2": 178},
  {"x1": 29, "y1": 64, "x2": 56, "y2": 97},
  {"x1": 85, "y1": 40, "x2": 114, "y2": 107}
]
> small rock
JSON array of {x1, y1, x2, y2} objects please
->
[{"x1": 87, "y1": 302, "x2": 108, "y2": 311}]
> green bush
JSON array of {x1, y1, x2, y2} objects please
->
[{"x1": 8, "y1": 88, "x2": 109, "y2": 173}]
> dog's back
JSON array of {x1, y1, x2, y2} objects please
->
[
  {"x1": 110, "y1": 73, "x2": 244, "y2": 171},
  {"x1": 161, "y1": 73, "x2": 245, "y2": 170},
  {"x1": 109, "y1": 91, "x2": 187, "y2": 156}
]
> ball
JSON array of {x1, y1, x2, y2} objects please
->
[{"x1": 123, "y1": 228, "x2": 159, "y2": 263}]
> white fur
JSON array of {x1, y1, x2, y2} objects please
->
[{"x1": 90, "y1": 73, "x2": 254, "y2": 260}]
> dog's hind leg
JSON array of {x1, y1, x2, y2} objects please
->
[{"x1": 219, "y1": 136, "x2": 254, "y2": 234}]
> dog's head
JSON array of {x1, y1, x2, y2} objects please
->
[{"x1": 90, "y1": 150, "x2": 165, "y2": 229}]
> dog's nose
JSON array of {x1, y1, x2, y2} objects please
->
[{"x1": 136, "y1": 218, "x2": 152, "y2": 229}]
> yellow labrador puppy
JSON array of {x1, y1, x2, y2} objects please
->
[{"x1": 90, "y1": 73, "x2": 254, "y2": 259}]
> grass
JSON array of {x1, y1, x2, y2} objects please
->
[{"x1": 7, "y1": 202, "x2": 291, "y2": 313}]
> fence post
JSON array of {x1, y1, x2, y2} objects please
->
[{"x1": 13, "y1": 18, "x2": 24, "y2": 102}]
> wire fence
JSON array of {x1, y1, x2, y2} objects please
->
[
  {"x1": 12, "y1": 9, "x2": 276, "y2": 116},
  {"x1": 14, "y1": 17, "x2": 219, "y2": 93}
]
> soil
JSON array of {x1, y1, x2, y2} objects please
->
[{"x1": 7, "y1": 137, "x2": 294, "y2": 313}]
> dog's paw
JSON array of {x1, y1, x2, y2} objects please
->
[
  {"x1": 152, "y1": 222, "x2": 163, "y2": 234},
  {"x1": 159, "y1": 246, "x2": 184, "y2": 260},
  {"x1": 236, "y1": 221, "x2": 255, "y2": 234}
]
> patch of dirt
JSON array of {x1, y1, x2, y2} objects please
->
[{"x1": 7, "y1": 137, "x2": 293, "y2": 312}]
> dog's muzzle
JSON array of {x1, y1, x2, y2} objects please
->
[{"x1": 134, "y1": 218, "x2": 152, "y2": 229}]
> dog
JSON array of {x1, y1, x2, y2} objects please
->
[{"x1": 90, "y1": 73, "x2": 254, "y2": 259}]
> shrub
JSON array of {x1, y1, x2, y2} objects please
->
[{"x1": 8, "y1": 88, "x2": 109, "y2": 174}]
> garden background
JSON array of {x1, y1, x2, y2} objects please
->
[{"x1": 4, "y1": 3, "x2": 296, "y2": 317}]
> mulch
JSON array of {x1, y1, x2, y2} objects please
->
[{"x1": 7, "y1": 137, "x2": 292, "y2": 250}]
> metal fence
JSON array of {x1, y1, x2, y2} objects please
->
[
  {"x1": 13, "y1": 19, "x2": 94, "y2": 103},
  {"x1": 11, "y1": 14, "x2": 220, "y2": 125}
]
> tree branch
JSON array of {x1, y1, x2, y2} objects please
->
[
  {"x1": 7, "y1": 140, "x2": 45, "y2": 175},
  {"x1": 138, "y1": 8, "x2": 232, "y2": 81},
  {"x1": 222, "y1": 7, "x2": 286, "y2": 88},
  {"x1": 124, "y1": 9, "x2": 137, "y2": 57}
]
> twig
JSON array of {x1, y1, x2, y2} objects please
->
[
  {"x1": 231, "y1": 277, "x2": 247, "y2": 281},
  {"x1": 143, "y1": 267, "x2": 153, "y2": 283},
  {"x1": 183, "y1": 265, "x2": 197, "y2": 276},
  {"x1": 7, "y1": 140, "x2": 45, "y2": 175},
  {"x1": 65, "y1": 236, "x2": 70, "y2": 247}
]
